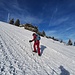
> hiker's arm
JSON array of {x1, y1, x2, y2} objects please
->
[
  {"x1": 32, "y1": 35, "x2": 36, "y2": 41},
  {"x1": 29, "y1": 35, "x2": 36, "y2": 42}
]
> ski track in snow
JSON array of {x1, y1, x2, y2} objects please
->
[{"x1": 0, "y1": 21, "x2": 75, "y2": 75}]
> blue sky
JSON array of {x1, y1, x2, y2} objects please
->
[{"x1": 0, "y1": 0, "x2": 75, "y2": 43}]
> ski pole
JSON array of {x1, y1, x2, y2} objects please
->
[
  {"x1": 30, "y1": 42, "x2": 33, "y2": 51},
  {"x1": 30, "y1": 42, "x2": 34, "y2": 55}
]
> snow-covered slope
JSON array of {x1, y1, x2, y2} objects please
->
[{"x1": 0, "y1": 21, "x2": 75, "y2": 75}]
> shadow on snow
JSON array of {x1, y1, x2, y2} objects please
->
[
  {"x1": 40, "y1": 45, "x2": 46, "y2": 56},
  {"x1": 51, "y1": 65, "x2": 70, "y2": 75},
  {"x1": 59, "y1": 65, "x2": 70, "y2": 75}
]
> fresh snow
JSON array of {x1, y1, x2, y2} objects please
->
[{"x1": 0, "y1": 21, "x2": 75, "y2": 75}]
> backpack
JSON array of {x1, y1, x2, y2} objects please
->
[{"x1": 36, "y1": 34, "x2": 41, "y2": 41}]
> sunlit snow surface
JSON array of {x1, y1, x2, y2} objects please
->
[{"x1": 0, "y1": 21, "x2": 75, "y2": 75}]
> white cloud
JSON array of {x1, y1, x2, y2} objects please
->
[
  {"x1": 12, "y1": 0, "x2": 22, "y2": 11},
  {"x1": 45, "y1": 30, "x2": 57, "y2": 36},
  {"x1": 24, "y1": 16, "x2": 43, "y2": 24},
  {"x1": 49, "y1": 17, "x2": 69, "y2": 26},
  {"x1": 2, "y1": 0, "x2": 23, "y2": 12},
  {"x1": 66, "y1": 27, "x2": 73, "y2": 31},
  {"x1": 0, "y1": 1, "x2": 5, "y2": 7},
  {"x1": 49, "y1": 7, "x2": 58, "y2": 25}
]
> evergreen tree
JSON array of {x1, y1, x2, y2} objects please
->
[
  {"x1": 42, "y1": 31, "x2": 46, "y2": 36},
  {"x1": 52, "y1": 36, "x2": 54, "y2": 40},
  {"x1": 74, "y1": 42, "x2": 75, "y2": 46},
  {"x1": 9, "y1": 18, "x2": 14, "y2": 24},
  {"x1": 60, "y1": 40, "x2": 63, "y2": 43},
  {"x1": 15, "y1": 19, "x2": 20, "y2": 26},
  {"x1": 68, "y1": 39, "x2": 73, "y2": 45}
]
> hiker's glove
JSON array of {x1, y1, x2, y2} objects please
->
[{"x1": 29, "y1": 40, "x2": 32, "y2": 42}]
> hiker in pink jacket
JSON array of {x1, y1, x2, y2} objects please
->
[{"x1": 29, "y1": 33, "x2": 41, "y2": 56}]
